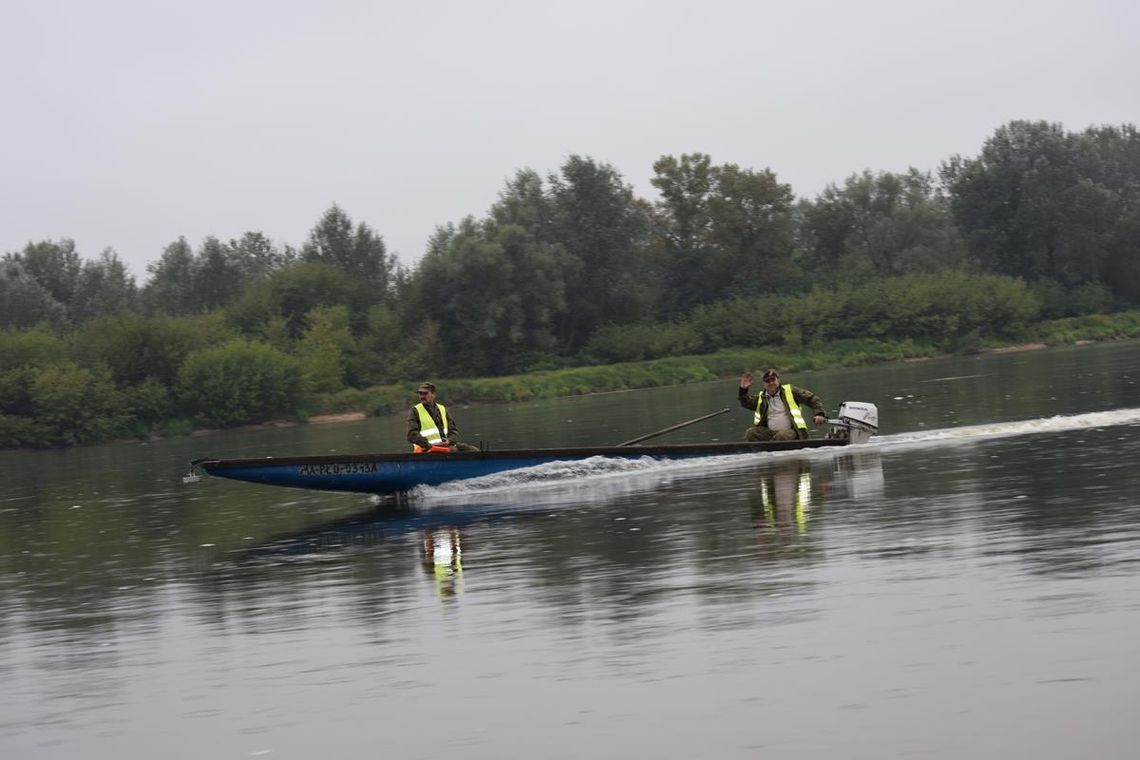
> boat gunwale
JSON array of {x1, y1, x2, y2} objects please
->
[{"x1": 193, "y1": 438, "x2": 848, "y2": 470}]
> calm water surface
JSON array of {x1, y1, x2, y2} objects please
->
[{"x1": 3, "y1": 341, "x2": 1140, "y2": 759}]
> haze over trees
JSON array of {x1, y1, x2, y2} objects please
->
[{"x1": 3, "y1": 120, "x2": 1139, "y2": 446}]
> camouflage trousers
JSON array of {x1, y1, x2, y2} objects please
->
[{"x1": 744, "y1": 427, "x2": 798, "y2": 442}]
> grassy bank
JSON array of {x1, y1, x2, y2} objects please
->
[{"x1": 310, "y1": 310, "x2": 1140, "y2": 419}]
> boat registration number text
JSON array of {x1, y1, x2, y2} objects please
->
[{"x1": 298, "y1": 462, "x2": 378, "y2": 476}]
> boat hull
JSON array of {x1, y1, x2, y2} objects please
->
[{"x1": 192, "y1": 438, "x2": 849, "y2": 495}]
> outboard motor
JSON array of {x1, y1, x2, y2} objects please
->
[{"x1": 827, "y1": 401, "x2": 879, "y2": 444}]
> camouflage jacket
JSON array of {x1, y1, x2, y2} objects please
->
[{"x1": 738, "y1": 384, "x2": 826, "y2": 439}]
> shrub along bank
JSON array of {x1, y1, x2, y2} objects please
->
[
  {"x1": 3, "y1": 288, "x2": 1139, "y2": 448},
  {"x1": 314, "y1": 313, "x2": 1140, "y2": 419}
]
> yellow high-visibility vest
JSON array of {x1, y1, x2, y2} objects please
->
[
  {"x1": 413, "y1": 402, "x2": 450, "y2": 450},
  {"x1": 754, "y1": 384, "x2": 808, "y2": 431}
]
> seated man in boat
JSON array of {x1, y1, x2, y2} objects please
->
[
  {"x1": 407, "y1": 382, "x2": 480, "y2": 453},
  {"x1": 738, "y1": 369, "x2": 827, "y2": 442}
]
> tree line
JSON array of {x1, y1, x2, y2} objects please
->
[{"x1": 2, "y1": 120, "x2": 1139, "y2": 446}]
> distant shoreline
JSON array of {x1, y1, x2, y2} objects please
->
[
  {"x1": 2, "y1": 335, "x2": 1131, "y2": 451},
  {"x1": 188, "y1": 410, "x2": 367, "y2": 438},
  {"x1": 189, "y1": 340, "x2": 1065, "y2": 437}
]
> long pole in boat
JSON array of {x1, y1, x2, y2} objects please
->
[{"x1": 616, "y1": 408, "x2": 732, "y2": 447}]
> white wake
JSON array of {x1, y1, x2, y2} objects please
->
[
  {"x1": 409, "y1": 407, "x2": 1140, "y2": 506},
  {"x1": 874, "y1": 407, "x2": 1140, "y2": 449}
]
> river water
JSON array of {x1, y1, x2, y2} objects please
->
[{"x1": 2, "y1": 341, "x2": 1140, "y2": 759}]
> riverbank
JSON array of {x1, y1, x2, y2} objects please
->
[
  {"x1": 180, "y1": 311, "x2": 1140, "y2": 441},
  {"x1": 981, "y1": 342, "x2": 1049, "y2": 353},
  {"x1": 187, "y1": 411, "x2": 367, "y2": 438},
  {"x1": 6, "y1": 314, "x2": 1136, "y2": 449},
  {"x1": 307, "y1": 312, "x2": 1140, "y2": 425}
]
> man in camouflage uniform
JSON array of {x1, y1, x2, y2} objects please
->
[
  {"x1": 407, "y1": 382, "x2": 480, "y2": 453},
  {"x1": 738, "y1": 368, "x2": 827, "y2": 442}
]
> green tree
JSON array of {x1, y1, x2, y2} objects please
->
[
  {"x1": 295, "y1": 305, "x2": 353, "y2": 394},
  {"x1": 547, "y1": 155, "x2": 650, "y2": 350},
  {"x1": 0, "y1": 327, "x2": 67, "y2": 368},
  {"x1": 228, "y1": 231, "x2": 294, "y2": 280},
  {"x1": 0, "y1": 329, "x2": 68, "y2": 420},
  {"x1": 1104, "y1": 206, "x2": 1140, "y2": 303},
  {"x1": 685, "y1": 272, "x2": 1040, "y2": 352},
  {"x1": 28, "y1": 362, "x2": 129, "y2": 445},
  {"x1": 192, "y1": 236, "x2": 248, "y2": 311},
  {"x1": 302, "y1": 205, "x2": 399, "y2": 326},
  {"x1": 942, "y1": 121, "x2": 1120, "y2": 288},
  {"x1": 71, "y1": 314, "x2": 208, "y2": 427},
  {"x1": 650, "y1": 154, "x2": 796, "y2": 313},
  {"x1": 0, "y1": 259, "x2": 68, "y2": 329},
  {"x1": 1085, "y1": 125, "x2": 1140, "y2": 303},
  {"x1": 226, "y1": 261, "x2": 355, "y2": 341},
  {"x1": 72, "y1": 315, "x2": 204, "y2": 387},
  {"x1": 177, "y1": 340, "x2": 302, "y2": 427},
  {"x1": 649, "y1": 153, "x2": 715, "y2": 316},
  {"x1": 143, "y1": 237, "x2": 198, "y2": 315},
  {"x1": 144, "y1": 234, "x2": 285, "y2": 317},
  {"x1": 705, "y1": 162, "x2": 797, "y2": 294},
  {"x1": 8, "y1": 239, "x2": 81, "y2": 305},
  {"x1": 651, "y1": 153, "x2": 714, "y2": 252},
  {"x1": 71, "y1": 248, "x2": 139, "y2": 322},
  {"x1": 405, "y1": 218, "x2": 566, "y2": 376},
  {"x1": 352, "y1": 304, "x2": 403, "y2": 385},
  {"x1": 801, "y1": 169, "x2": 969, "y2": 283},
  {"x1": 0, "y1": 413, "x2": 50, "y2": 447},
  {"x1": 490, "y1": 169, "x2": 556, "y2": 233},
  {"x1": 398, "y1": 319, "x2": 446, "y2": 383}
]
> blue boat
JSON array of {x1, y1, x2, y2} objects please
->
[
  {"x1": 190, "y1": 439, "x2": 850, "y2": 494},
  {"x1": 188, "y1": 402, "x2": 880, "y2": 496}
]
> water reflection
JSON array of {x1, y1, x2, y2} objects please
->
[
  {"x1": 830, "y1": 449, "x2": 885, "y2": 502},
  {"x1": 752, "y1": 459, "x2": 814, "y2": 535},
  {"x1": 749, "y1": 450, "x2": 883, "y2": 539},
  {"x1": 232, "y1": 502, "x2": 493, "y2": 564},
  {"x1": 226, "y1": 449, "x2": 892, "y2": 609},
  {"x1": 422, "y1": 527, "x2": 463, "y2": 597}
]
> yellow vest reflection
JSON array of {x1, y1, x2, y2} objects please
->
[
  {"x1": 422, "y1": 527, "x2": 463, "y2": 597},
  {"x1": 752, "y1": 451, "x2": 884, "y2": 538},
  {"x1": 755, "y1": 461, "x2": 813, "y2": 535}
]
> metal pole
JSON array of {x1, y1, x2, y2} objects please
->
[{"x1": 616, "y1": 408, "x2": 731, "y2": 447}]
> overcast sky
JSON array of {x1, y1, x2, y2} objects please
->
[{"x1": 3, "y1": 0, "x2": 1137, "y2": 280}]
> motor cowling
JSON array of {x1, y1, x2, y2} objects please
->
[{"x1": 827, "y1": 401, "x2": 879, "y2": 444}]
